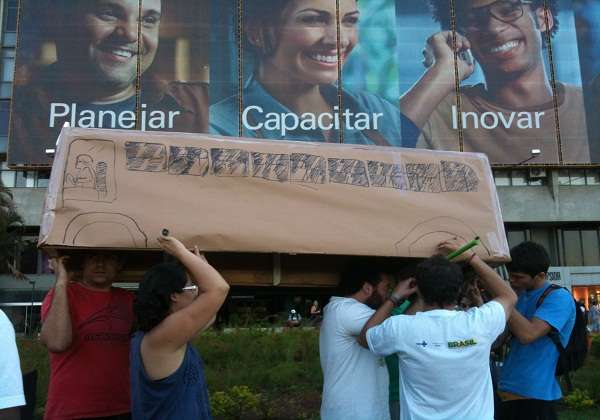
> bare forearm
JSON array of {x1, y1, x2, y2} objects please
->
[
  {"x1": 400, "y1": 66, "x2": 455, "y2": 129},
  {"x1": 470, "y1": 255, "x2": 516, "y2": 303},
  {"x1": 507, "y1": 309, "x2": 537, "y2": 343},
  {"x1": 358, "y1": 299, "x2": 395, "y2": 348},
  {"x1": 40, "y1": 284, "x2": 72, "y2": 352},
  {"x1": 178, "y1": 251, "x2": 229, "y2": 295}
]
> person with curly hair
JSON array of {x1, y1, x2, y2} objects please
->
[
  {"x1": 401, "y1": 0, "x2": 590, "y2": 164},
  {"x1": 130, "y1": 235, "x2": 229, "y2": 419},
  {"x1": 358, "y1": 238, "x2": 517, "y2": 420}
]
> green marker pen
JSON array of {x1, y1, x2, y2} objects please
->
[{"x1": 447, "y1": 237, "x2": 480, "y2": 261}]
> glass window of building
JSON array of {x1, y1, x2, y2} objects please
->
[
  {"x1": 530, "y1": 227, "x2": 558, "y2": 265},
  {"x1": 14, "y1": 170, "x2": 35, "y2": 187},
  {"x1": 562, "y1": 230, "x2": 584, "y2": 266},
  {"x1": 0, "y1": 161, "x2": 14, "y2": 186},
  {"x1": 0, "y1": 47, "x2": 14, "y2": 97},
  {"x1": 493, "y1": 170, "x2": 511, "y2": 186},
  {"x1": 507, "y1": 230, "x2": 527, "y2": 248},
  {"x1": 569, "y1": 169, "x2": 586, "y2": 186},
  {"x1": 510, "y1": 170, "x2": 528, "y2": 186},
  {"x1": 36, "y1": 170, "x2": 50, "y2": 188},
  {"x1": 0, "y1": 98, "x2": 9, "y2": 152},
  {"x1": 586, "y1": 170, "x2": 600, "y2": 186},
  {"x1": 581, "y1": 230, "x2": 600, "y2": 266},
  {"x1": 2, "y1": 0, "x2": 18, "y2": 47},
  {"x1": 558, "y1": 169, "x2": 571, "y2": 185}
]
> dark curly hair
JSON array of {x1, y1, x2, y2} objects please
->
[
  {"x1": 506, "y1": 241, "x2": 550, "y2": 277},
  {"x1": 133, "y1": 263, "x2": 187, "y2": 332},
  {"x1": 416, "y1": 255, "x2": 464, "y2": 307},
  {"x1": 427, "y1": 0, "x2": 559, "y2": 37}
]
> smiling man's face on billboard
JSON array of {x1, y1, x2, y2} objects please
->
[
  {"x1": 455, "y1": 0, "x2": 552, "y2": 78},
  {"x1": 60, "y1": 0, "x2": 161, "y2": 91}
]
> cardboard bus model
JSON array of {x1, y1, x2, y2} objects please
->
[{"x1": 39, "y1": 127, "x2": 509, "y2": 286}]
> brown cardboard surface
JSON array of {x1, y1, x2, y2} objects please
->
[{"x1": 39, "y1": 127, "x2": 509, "y2": 263}]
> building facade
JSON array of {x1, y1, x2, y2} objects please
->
[{"x1": 0, "y1": 0, "x2": 599, "y2": 333}]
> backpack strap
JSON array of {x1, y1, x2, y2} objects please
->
[
  {"x1": 535, "y1": 284, "x2": 573, "y2": 392},
  {"x1": 535, "y1": 283, "x2": 561, "y2": 309}
]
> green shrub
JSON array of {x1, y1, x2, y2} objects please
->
[
  {"x1": 591, "y1": 336, "x2": 600, "y2": 360},
  {"x1": 209, "y1": 385, "x2": 261, "y2": 419},
  {"x1": 197, "y1": 328, "x2": 322, "y2": 393},
  {"x1": 564, "y1": 388, "x2": 595, "y2": 410}
]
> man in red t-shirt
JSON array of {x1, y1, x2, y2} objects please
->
[{"x1": 41, "y1": 252, "x2": 134, "y2": 420}]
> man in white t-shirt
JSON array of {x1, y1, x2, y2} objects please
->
[
  {"x1": 320, "y1": 259, "x2": 412, "y2": 420},
  {"x1": 0, "y1": 309, "x2": 26, "y2": 419},
  {"x1": 358, "y1": 239, "x2": 517, "y2": 420}
]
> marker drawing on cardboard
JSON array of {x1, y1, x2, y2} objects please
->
[
  {"x1": 40, "y1": 127, "x2": 510, "y2": 263},
  {"x1": 62, "y1": 139, "x2": 117, "y2": 204}
]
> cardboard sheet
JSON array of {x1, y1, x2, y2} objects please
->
[{"x1": 39, "y1": 127, "x2": 510, "y2": 262}]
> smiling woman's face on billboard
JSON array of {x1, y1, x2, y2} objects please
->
[{"x1": 248, "y1": 0, "x2": 359, "y2": 85}]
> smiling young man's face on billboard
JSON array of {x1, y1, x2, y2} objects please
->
[
  {"x1": 455, "y1": 0, "x2": 552, "y2": 79},
  {"x1": 58, "y1": 0, "x2": 161, "y2": 96}
]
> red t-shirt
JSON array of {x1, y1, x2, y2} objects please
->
[{"x1": 41, "y1": 282, "x2": 134, "y2": 420}]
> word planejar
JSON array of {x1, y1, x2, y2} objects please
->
[
  {"x1": 49, "y1": 103, "x2": 181, "y2": 131},
  {"x1": 123, "y1": 141, "x2": 480, "y2": 193}
]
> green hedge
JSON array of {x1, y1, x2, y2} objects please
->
[{"x1": 18, "y1": 328, "x2": 322, "y2": 419}]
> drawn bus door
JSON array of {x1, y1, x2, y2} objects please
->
[
  {"x1": 63, "y1": 139, "x2": 116, "y2": 203},
  {"x1": 64, "y1": 213, "x2": 148, "y2": 248},
  {"x1": 395, "y1": 217, "x2": 491, "y2": 257}
]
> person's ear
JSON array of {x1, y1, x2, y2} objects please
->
[
  {"x1": 534, "y1": 272, "x2": 547, "y2": 283},
  {"x1": 361, "y1": 282, "x2": 373, "y2": 296},
  {"x1": 170, "y1": 292, "x2": 181, "y2": 304},
  {"x1": 246, "y1": 26, "x2": 275, "y2": 56},
  {"x1": 534, "y1": 6, "x2": 554, "y2": 34}
]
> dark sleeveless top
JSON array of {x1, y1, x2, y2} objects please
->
[{"x1": 130, "y1": 331, "x2": 212, "y2": 419}]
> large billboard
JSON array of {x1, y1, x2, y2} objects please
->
[
  {"x1": 9, "y1": 0, "x2": 210, "y2": 166},
  {"x1": 8, "y1": 0, "x2": 600, "y2": 166}
]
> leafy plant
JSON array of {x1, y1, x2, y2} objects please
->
[
  {"x1": 210, "y1": 385, "x2": 261, "y2": 419},
  {"x1": 0, "y1": 179, "x2": 23, "y2": 274},
  {"x1": 564, "y1": 388, "x2": 595, "y2": 410}
]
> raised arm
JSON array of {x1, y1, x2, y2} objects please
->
[
  {"x1": 144, "y1": 236, "x2": 230, "y2": 352},
  {"x1": 438, "y1": 239, "x2": 517, "y2": 319},
  {"x1": 40, "y1": 256, "x2": 73, "y2": 353},
  {"x1": 357, "y1": 279, "x2": 418, "y2": 348},
  {"x1": 400, "y1": 31, "x2": 474, "y2": 129}
]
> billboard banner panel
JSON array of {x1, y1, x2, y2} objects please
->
[
  {"x1": 396, "y1": 0, "x2": 461, "y2": 154},
  {"x1": 8, "y1": 0, "x2": 600, "y2": 166},
  {"x1": 9, "y1": 0, "x2": 209, "y2": 166},
  {"x1": 574, "y1": 0, "x2": 600, "y2": 162}
]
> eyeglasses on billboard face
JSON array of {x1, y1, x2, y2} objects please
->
[{"x1": 458, "y1": 0, "x2": 534, "y2": 32}]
